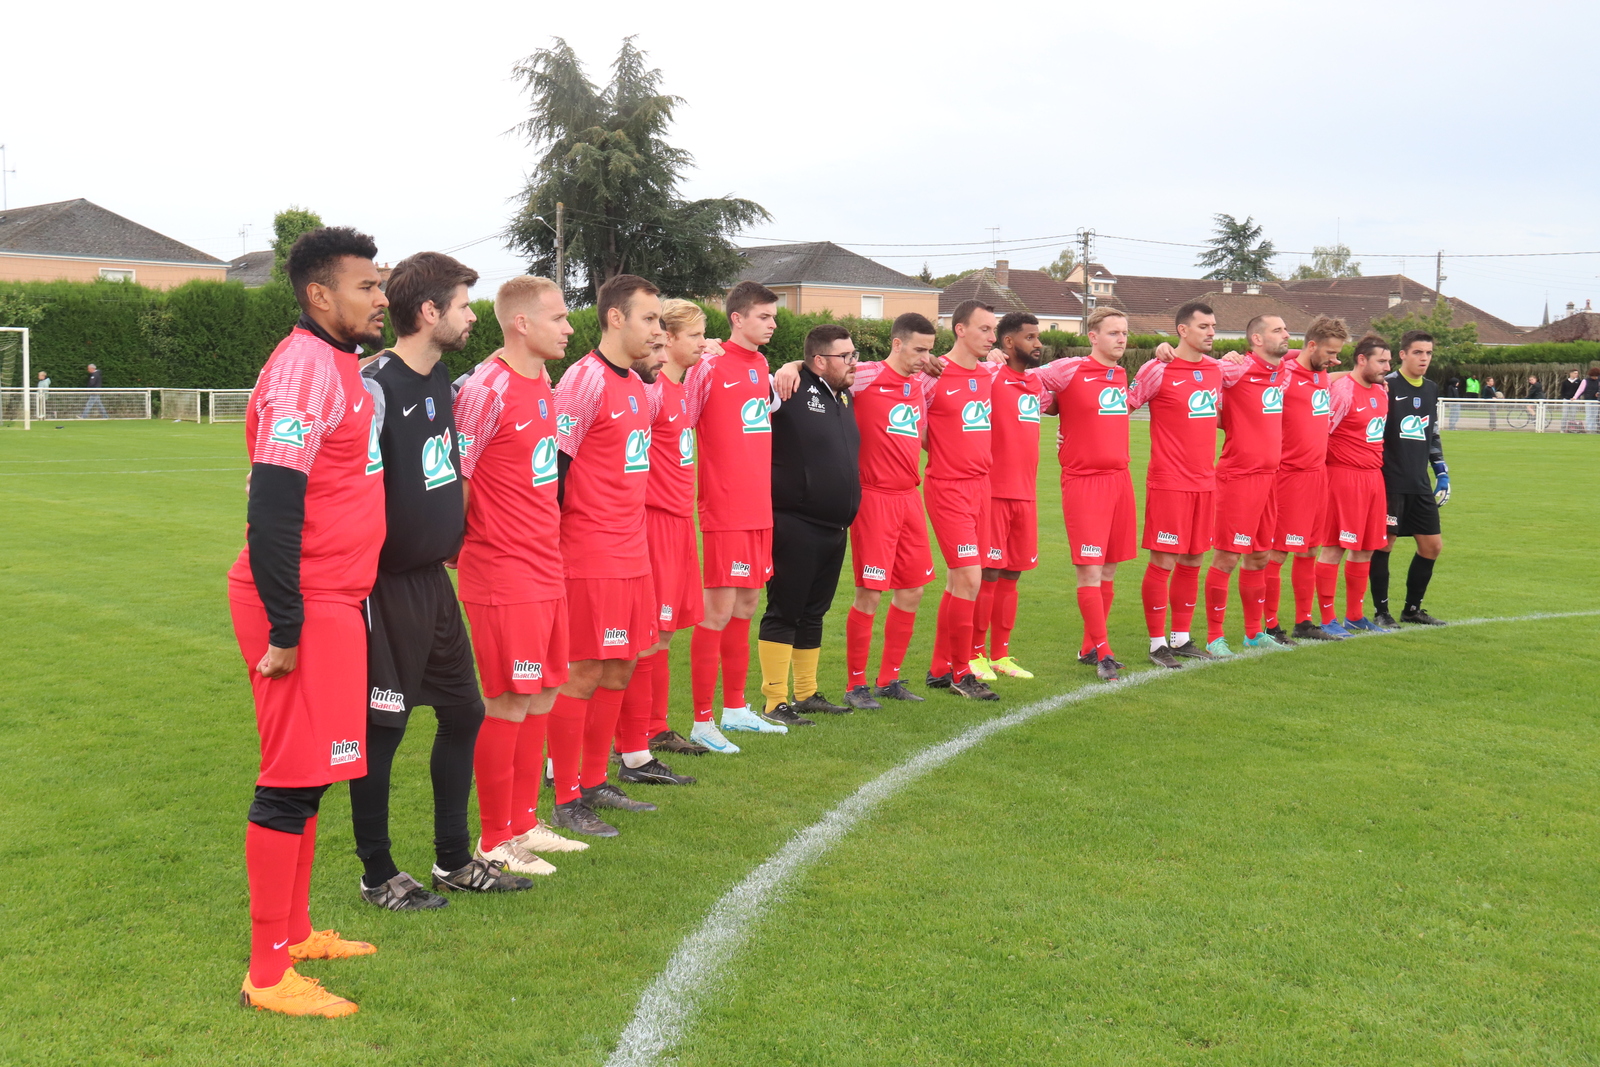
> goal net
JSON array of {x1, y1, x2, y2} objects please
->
[
  {"x1": 209, "y1": 389, "x2": 252, "y2": 423},
  {"x1": 0, "y1": 327, "x2": 26, "y2": 424},
  {"x1": 160, "y1": 389, "x2": 201, "y2": 423}
]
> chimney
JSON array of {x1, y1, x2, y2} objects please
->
[
  {"x1": 1587, "y1": 299, "x2": 1594, "y2": 313},
  {"x1": 1245, "y1": 281, "x2": 1261, "y2": 295},
  {"x1": 995, "y1": 259, "x2": 1009, "y2": 288},
  {"x1": 1222, "y1": 280, "x2": 1234, "y2": 294},
  {"x1": 1388, "y1": 291, "x2": 1403, "y2": 308},
  {"x1": 1567, "y1": 301, "x2": 1577, "y2": 318}
]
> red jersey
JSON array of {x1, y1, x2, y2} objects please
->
[
  {"x1": 646, "y1": 373, "x2": 695, "y2": 518},
  {"x1": 989, "y1": 364, "x2": 1042, "y2": 500},
  {"x1": 1326, "y1": 374, "x2": 1387, "y2": 469},
  {"x1": 685, "y1": 341, "x2": 774, "y2": 531},
  {"x1": 454, "y1": 357, "x2": 564, "y2": 604},
  {"x1": 1278, "y1": 354, "x2": 1333, "y2": 473},
  {"x1": 924, "y1": 356, "x2": 993, "y2": 480},
  {"x1": 1217, "y1": 353, "x2": 1286, "y2": 476},
  {"x1": 850, "y1": 360, "x2": 931, "y2": 492},
  {"x1": 1038, "y1": 356, "x2": 1129, "y2": 476},
  {"x1": 554, "y1": 351, "x2": 652, "y2": 579},
  {"x1": 228, "y1": 326, "x2": 384, "y2": 604},
  {"x1": 1127, "y1": 354, "x2": 1222, "y2": 491}
]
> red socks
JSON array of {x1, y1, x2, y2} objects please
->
[
  {"x1": 580, "y1": 686, "x2": 625, "y2": 790},
  {"x1": 1291, "y1": 555, "x2": 1316, "y2": 624},
  {"x1": 1204, "y1": 566, "x2": 1231, "y2": 642},
  {"x1": 1171, "y1": 563, "x2": 1201, "y2": 635},
  {"x1": 1315, "y1": 560, "x2": 1340, "y2": 624},
  {"x1": 945, "y1": 596, "x2": 975, "y2": 680},
  {"x1": 719, "y1": 617, "x2": 751, "y2": 710},
  {"x1": 287, "y1": 814, "x2": 317, "y2": 948},
  {"x1": 1141, "y1": 561, "x2": 1172, "y2": 639},
  {"x1": 548, "y1": 693, "x2": 588, "y2": 805},
  {"x1": 1076, "y1": 585, "x2": 1110, "y2": 659},
  {"x1": 649, "y1": 651, "x2": 671, "y2": 737},
  {"x1": 972, "y1": 582, "x2": 995, "y2": 661},
  {"x1": 473, "y1": 715, "x2": 520, "y2": 850},
  {"x1": 878, "y1": 604, "x2": 917, "y2": 686},
  {"x1": 930, "y1": 592, "x2": 955, "y2": 678},
  {"x1": 690, "y1": 624, "x2": 718, "y2": 720},
  {"x1": 1263, "y1": 559, "x2": 1283, "y2": 629},
  {"x1": 1344, "y1": 560, "x2": 1371, "y2": 621},
  {"x1": 991, "y1": 576, "x2": 1018, "y2": 659},
  {"x1": 1240, "y1": 567, "x2": 1267, "y2": 639},
  {"x1": 510, "y1": 713, "x2": 548, "y2": 838},
  {"x1": 616, "y1": 653, "x2": 655, "y2": 755},
  {"x1": 245, "y1": 821, "x2": 300, "y2": 988},
  {"x1": 846, "y1": 607, "x2": 873, "y2": 689}
]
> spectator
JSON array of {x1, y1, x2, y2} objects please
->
[
  {"x1": 1444, "y1": 368, "x2": 1463, "y2": 429},
  {"x1": 1563, "y1": 369, "x2": 1588, "y2": 432},
  {"x1": 1465, "y1": 375, "x2": 1481, "y2": 399},
  {"x1": 80, "y1": 363, "x2": 109, "y2": 419},
  {"x1": 1560, "y1": 369, "x2": 1583, "y2": 400},
  {"x1": 1526, "y1": 375, "x2": 1545, "y2": 400},
  {"x1": 1588, "y1": 368, "x2": 1600, "y2": 434},
  {"x1": 1482, "y1": 376, "x2": 1500, "y2": 430},
  {"x1": 35, "y1": 370, "x2": 50, "y2": 419}
]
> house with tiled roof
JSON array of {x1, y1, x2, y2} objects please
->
[
  {"x1": 227, "y1": 250, "x2": 275, "y2": 288},
  {"x1": 0, "y1": 199, "x2": 226, "y2": 289},
  {"x1": 733, "y1": 241, "x2": 938, "y2": 321},
  {"x1": 936, "y1": 260, "x2": 1084, "y2": 332}
]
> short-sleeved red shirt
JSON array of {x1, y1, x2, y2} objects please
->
[
  {"x1": 1038, "y1": 356, "x2": 1130, "y2": 476},
  {"x1": 849, "y1": 360, "x2": 931, "y2": 493},
  {"x1": 646, "y1": 373, "x2": 695, "y2": 518},
  {"x1": 1326, "y1": 374, "x2": 1387, "y2": 470},
  {"x1": 1278, "y1": 354, "x2": 1334, "y2": 473},
  {"x1": 1127, "y1": 354, "x2": 1222, "y2": 491},
  {"x1": 1217, "y1": 353, "x2": 1287, "y2": 476},
  {"x1": 684, "y1": 341, "x2": 774, "y2": 532},
  {"x1": 554, "y1": 351, "x2": 652, "y2": 579},
  {"x1": 924, "y1": 356, "x2": 993, "y2": 481},
  {"x1": 989, "y1": 364, "x2": 1043, "y2": 501}
]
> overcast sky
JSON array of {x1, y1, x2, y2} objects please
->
[{"x1": 5, "y1": 0, "x2": 1596, "y2": 327}]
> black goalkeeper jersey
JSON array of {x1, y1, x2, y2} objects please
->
[
  {"x1": 1381, "y1": 370, "x2": 1445, "y2": 495},
  {"x1": 363, "y1": 353, "x2": 465, "y2": 573}
]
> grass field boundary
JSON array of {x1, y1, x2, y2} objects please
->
[
  {"x1": 604, "y1": 608, "x2": 1600, "y2": 1067},
  {"x1": 0, "y1": 467, "x2": 247, "y2": 476}
]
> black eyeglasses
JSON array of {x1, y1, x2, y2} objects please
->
[{"x1": 818, "y1": 351, "x2": 859, "y2": 363}]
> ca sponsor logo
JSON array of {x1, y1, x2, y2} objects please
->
[
  {"x1": 1339, "y1": 529, "x2": 1358, "y2": 544},
  {"x1": 1156, "y1": 530, "x2": 1179, "y2": 546},
  {"x1": 1261, "y1": 386, "x2": 1284, "y2": 414},
  {"x1": 862, "y1": 564, "x2": 887, "y2": 582},
  {"x1": 1365, "y1": 416, "x2": 1386, "y2": 443},
  {"x1": 1187, "y1": 389, "x2": 1218, "y2": 419},
  {"x1": 531, "y1": 435, "x2": 559, "y2": 485},
  {"x1": 660, "y1": 604, "x2": 674, "y2": 622},
  {"x1": 1232, "y1": 532, "x2": 1252, "y2": 547},
  {"x1": 887, "y1": 402, "x2": 920, "y2": 438},
  {"x1": 731, "y1": 561, "x2": 752, "y2": 577},
  {"x1": 369, "y1": 687, "x2": 404, "y2": 713},
  {"x1": 1311, "y1": 388, "x2": 1331, "y2": 417},
  {"x1": 421, "y1": 431, "x2": 457, "y2": 489},
  {"x1": 556, "y1": 413, "x2": 576, "y2": 437},
  {"x1": 1399, "y1": 414, "x2": 1427, "y2": 440},
  {"x1": 330, "y1": 739, "x2": 362, "y2": 765},
  {"x1": 270, "y1": 415, "x2": 308, "y2": 448},
  {"x1": 455, "y1": 429, "x2": 474, "y2": 456},
  {"x1": 603, "y1": 627, "x2": 629, "y2": 647},
  {"x1": 624, "y1": 428, "x2": 651, "y2": 473},
  {"x1": 1017, "y1": 393, "x2": 1041, "y2": 423},
  {"x1": 365, "y1": 417, "x2": 384, "y2": 475},
  {"x1": 740, "y1": 397, "x2": 771, "y2": 434},
  {"x1": 678, "y1": 428, "x2": 695, "y2": 467},
  {"x1": 512, "y1": 659, "x2": 543, "y2": 681},
  {"x1": 956, "y1": 543, "x2": 978, "y2": 558},
  {"x1": 960, "y1": 400, "x2": 991, "y2": 431},
  {"x1": 1285, "y1": 534, "x2": 1305, "y2": 547},
  {"x1": 1079, "y1": 543, "x2": 1104, "y2": 558},
  {"x1": 1097, "y1": 387, "x2": 1127, "y2": 415}
]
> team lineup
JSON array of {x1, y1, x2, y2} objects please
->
[{"x1": 229, "y1": 227, "x2": 1452, "y2": 1017}]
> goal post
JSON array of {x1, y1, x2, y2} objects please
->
[
  {"x1": 160, "y1": 388, "x2": 202, "y2": 423},
  {"x1": 208, "y1": 389, "x2": 253, "y2": 423},
  {"x1": 0, "y1": 326, "x2": 29, "y2": 429}
]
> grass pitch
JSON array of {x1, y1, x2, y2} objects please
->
[{"x1": 1, "y1": 422, "x2": 1597, "y2": 1066}]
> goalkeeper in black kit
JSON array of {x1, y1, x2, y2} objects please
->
[{"x1": 1371, "y1": 330, "x2": 1449, "y2": 627}]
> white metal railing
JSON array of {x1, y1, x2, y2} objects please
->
[
  {"x1": 1442, "y1": 399, "x2": 1600, "y2": 433},
  {"x1": 207, "y1": 389, "x2": 252, "y2": 423},
  {"x1": 1, "y1": 387, "x2": 152, "y2": 421}
]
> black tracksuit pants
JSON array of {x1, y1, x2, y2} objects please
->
[{"x1": 760, "y1": 510, "x2": 848, "y2": 649}]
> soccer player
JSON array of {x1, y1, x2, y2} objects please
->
[
  {"x1": 1036, "y1": 306, "x2": 1137, "y2": 681},
  {"x1": 1130, "y1": 302, "x2": 1223, "y2": 668},
  {"x1": 1370, "y1": 330, "x2": 1449, "y2": 627},
  {"x1": 230, "y1": 227, "x2": 386, "y2": 1016},
  {"x1": 349, "y1": 252, "x2": 532, "y2": 911},
  {"x1": 454, "y1": 275, "x2": 595, "y2": 866},
  {"x1": 1316, "y1": 335, "x2": 1394, "y2": 635},
  {"x1": 923, "y1": 299, "x2": 1001, "y2": 700},
  {"x1": 1263, "y1": 316, "x2": 1348, "y2": 644},
  {"x1": 1204, "y1": 314, "x2": 1292, "y2": 657},
  {"x1": 759, "y1": 324, "x2": 862, "y2": 721},
  {"x1": 685, "y1": 282, "x2": 790, "y2": 732},
  {"x1": 974, "y1": 311, "x2": 1044, "y2": 681},
  {"x1": 548, "y1": 274, "x2": 663, "y2": 837}
]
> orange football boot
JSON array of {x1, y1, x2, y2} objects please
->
[
  {"x1": 239, "y1": 968, "x2": 358, "y2": 1017},
  {"x1": 288, "y1": 929, "x2": 377, "y2": 961}
]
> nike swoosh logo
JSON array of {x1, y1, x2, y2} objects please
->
[
  {"x1": 515, "y1": 421, "x2": 533, "y2": 431},
  {"x1": 925, "y1": 567, "x2": 935, "y2": 575},
  {"x1": 402, "y1": 404, "x2": 417, "y2": 416},
  {"x1": 610, "y1": 410, "x2": 626, "y2": 419},
  {"x1": 272, "y1": 939, "x2": 289, "y2": 950},
  {"x1": 669, "y1": 414, "x2": 680, "y2": 422},
  {"x1": 945, "y1": 388, "x2": 962, "y2": 395},
  {"x1": 353, "y1": 399, "x2": 364, "y2": 412},
  {"x1": 878, "y1": 387, "x2": 895, "y2": 393},
  {"x1": 722, "y1": 381, "x2": 739, "y2": 388}
]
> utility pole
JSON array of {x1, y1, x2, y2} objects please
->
[
  {"x1": 1078, "y1": 228, "x2": 1096, "y2": 329},
  {"x1": 554, "y1": 202, "x2": 564, "y2": 293},
  {"x1": 1435, "y1": 250, "x2": 1446, "y2": 296},
  {"x1": 237, "y1": 223, "x2": 252, "y2": 256},
  {"x1": 0, "y1": 145, "x2": 15, "y2": 210}
]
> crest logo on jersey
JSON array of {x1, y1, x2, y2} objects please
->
[
  {"x1": 1399, "y1": 414, "x2": 1427, "y2": 440},
  {"x1": 330, "y1": 739, "x2": 362, "y2": 766},
  {"x1": 270, "y1": 416, "x2": 308, "y2": 449},
  {"x1": 1194, "y1": 370, "x2": 1204, "y2": 382},
  {"x1": 421, "y1": 431, "x2": 458, "y2": 489},
  {"x1": 1260, "y1": 386, "x2": 1284, "y2": 414},
  {"x1": 1187, "y1": 389, "x2": 1218, "y2": 419},
  {"x1": 1017, "y1": 394, "x2": 1041, "y2": 423},
  {"x1": 680, "y1": 398, "x2": 687, "y2": 413},
  {"x1": 624, "y1": 429, "x2": 651, "y2": 472},
  {"x1": 1365, "y1": 416, "x2": 1387, "y2": 442},
  {"x1": 748, "y1": 368, "x2": 760, "y2": 384},
  {"x1": 678, "y1": 428, "x2": 695, "y2": 466},
  {"x1": 365, "y1": 416, "x2": 384, "y2": 475},
  {"x1": 1079, "y1": 543, "x2": 1104, "y2": 557},
  {"x1": 369, "y1": 688, "x2": 405, "y2": 713},
  {"x1": 1156, "y1": 531, "x2": 1179, "y2": 546},
  {"x1": 628, "y1": 395, "x2": 639, "y2": 414},
  {"x1": 531, "y1": 436, "x2": 559, "y2": 485},
  {"x1": 1311, "y1": 388, "x2": 1331, "y2": 417},
  {"x1": 1313, "y1": 372, "x2": 1322, "y2": 384},
  {"x1": 902, "y1": 383, "x2": 911, "y2": 398},
  {"x1": 512, "y1": 659, "x2": 543, "y2": 681},
  {"x1": 960, "y1": 400, "x2": 991, "y2": 431},
  {"x1": 1097, "y1": 387, "x2": 1128, "y2": 415},
  {"x1": 1369, "y1": 397, "x2": 1379, "y2": 409},
  {"x1": 540, "y1": 398, "x2": 549, "y2": 420},
  {"x1": 557, "y1": 413, "x2": 576, "y2": 437},
  {"x1": 740, "y1": 397, "x2": 771, "y2": 434},
  {"x1": 425, "y1": 396, "x2": 436, "y2": 421},
  {"x1": 1269, "y1": 372, "x2": 1279, "y2": 384},
  {"x1": 862, "y1": 565, "x2": 887, "y2": 582},
  {"x1": 967, "y1": 378, "x2": 978, "y2": 393},
  {"x1": 1105, "y1": 368, "x2": 1116, "y2": 381},
  {"x1": 731, "y1": 561, "x2": 752, "y2": 577},
  {"x1": 887, "y1": 403, "x2": 920, "y2": 438},
  {"x1": 1413, "y1": 396, "x2": 1421, "y2": 409},
  {"x1": 603, "y1": 628, "x2": 629, "y2": 647}
]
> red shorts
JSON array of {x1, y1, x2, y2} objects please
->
[
  {"x1": 987, "y1": 497, "x2": 1038, "y2": 571},
  {"x1": 646, "y1": 507, "x2": 703, "y2": 631},
  {"x1": 1214, "y1": 472, "x2": 1278, "y2": 553},
  {"x1": 1273, "y1": 469, "x2": 1328, "y2": 553},
  {"x1": 230, "y1": 596, "x2": 368, "y2": 788},
  {"x1": 851, "y1": 487, "x2": 935, "y2": 590},
  {"x1": 566, "y1": 575, "x2": 659, "y2": 660},
  {"x1": 925, "y1": 475, "x2": 991, "y2": 568},
  {"x1": 1322, "y1": 466, "x2": 1388, "y2": 552},
  {"x1": 1141, "y1": 488, "x2": 1213, "y2": 555},
  {"x1": 1060, "y1": 470, "x2": 1137, "y2": 566},
  {"x1": 702, "y1": 528, "x2": 773, "y2": 589},
  {"x1": 464, "y1": 599, "x2": 570, "y2": 697}
]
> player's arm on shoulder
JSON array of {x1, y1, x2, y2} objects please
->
[
  {"x1": 1326, "y1": 376, "x2": 1352, "y2": 431},
  {"x1": 1036, "y1": 356, "x2": 1081, "y2": 393},
  {"x1": 848, "y1": 360, "x2": 883, "y2": 396},
  {"x1": 1218, "y1": 358, "x2": 1249, "y2": 388},
  {"x1": 1126, "y1": 357, "x2": 1162, "y2": 410},
  {"x1": 684, "y1": 355, "x2": 717, "y2": 420}
]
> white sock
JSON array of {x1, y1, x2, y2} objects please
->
[
  {"x1": 1171, "y1": 631, "x2": 1190, "y2": 647},
  {"x1": 723, "y1": 705, "x2": 749, "y2": 716},
  {"x1": 1150, "y1": 636, "x2": 1168, "y2": 652},
  {"x1": 544, "y1": 757, "x2": 554, "y2": 778},
  {"x1": 621, "y1": 749, "x2": 651, "y2": 769}
]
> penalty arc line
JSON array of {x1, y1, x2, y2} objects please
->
[{"x1": 603, "y1": 608, "x2": 1600, "y2": 1067}]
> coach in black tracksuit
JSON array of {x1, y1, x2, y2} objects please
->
[{"x1": 758, "y1": 325, "x2": 862, "y2": 724}]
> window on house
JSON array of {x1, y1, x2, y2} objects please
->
[
  {"x1": 775, "y1": 291, "x2": 789, "y2": 310},
  {"x1": 100, "y1": 268, "x2": 135, "y2": 283},
  {"x1": 860, "y1": 294, "x2": 884, "y2": 319}
]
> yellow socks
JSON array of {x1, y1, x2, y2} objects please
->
[
  {"x1": 791, "y1": 646, "x2": 820, "y2": 702},
  {"x1": 758, "y1": 639, "x2": 794, "y2": 712}
]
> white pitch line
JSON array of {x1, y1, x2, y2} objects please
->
[
  {"x1": 604, "y1": 609, "x2": 1600, "y2": 1067},
  {"x1": 0, "y1": 467, "x2": 246, "y2": 476}
]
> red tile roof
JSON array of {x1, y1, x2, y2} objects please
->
[{"x1": 938, "y1": 267, "x2": 1084, "y2": 319}]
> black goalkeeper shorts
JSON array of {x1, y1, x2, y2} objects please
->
[
  {"x1": 1386, "y1": 491, "x2": 1441, "y2": 538},
  {"x1": 364, "y1": 564, "x2": 480, "y2": 727}
]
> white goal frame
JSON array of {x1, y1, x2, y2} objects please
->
[{"x1": 0, "y1": 327, "x2": 29, "y2": 430}]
